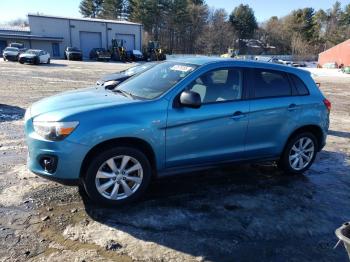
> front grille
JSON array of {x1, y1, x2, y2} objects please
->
[
  {"x1": 5, "y1": 55, "x2": 18, "y2": 61},
  {"x1": 24, "y1": 58, "x2": 34, "y2": 63},
  {"x1": 69, "y1": 54, "x2": 82, "y2": 59}
]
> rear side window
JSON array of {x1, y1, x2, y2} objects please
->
[
  {"x1": 253, "y1": 69, "x2": 292, "y2": 98},
  {"x1": 290, "y1": 74, "x2": 309, "y2": 95}
]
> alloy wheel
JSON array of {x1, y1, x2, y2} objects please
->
[
  {"x1": 95, "y1": 155, "x2": 143, "y2": 200},
  {"x1": 288, "y1": 137, "x2": 315, "y2": 171}
]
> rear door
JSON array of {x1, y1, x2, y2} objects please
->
[{"x1": 245, "y1": 68, "x2": 301, "y2": 157}]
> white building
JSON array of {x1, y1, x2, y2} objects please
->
[{"x1": 0, "y1": 14, "x2": 143, "y2": 58}]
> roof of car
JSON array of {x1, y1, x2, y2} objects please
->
[{"x1": 167, "y1": 56, "x2": 310, "y2": 75}]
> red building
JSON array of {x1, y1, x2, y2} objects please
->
[{"x1": 318, "y1": 39, "x2": 350, "y2": 67}]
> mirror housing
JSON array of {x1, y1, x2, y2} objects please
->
[{"x1": 179, "y1": 90, "x2": 201, "y2": 109}]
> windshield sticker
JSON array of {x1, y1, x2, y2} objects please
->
[{"x1": 170, "y1": 65, "x2": 194, "y2": 72}]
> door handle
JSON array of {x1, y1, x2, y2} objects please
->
[
  {"x1": 230, "y1": 111, "x2": 246, "y2": 120},
  {"x1": 288, "y1": 104, "x2": 299, "y2": 111}
]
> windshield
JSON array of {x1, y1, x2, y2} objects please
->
[
  {"x1": 123, "y1": 63, "x2": 154, "y2": 76},
  {"x1": 25, "y1": 50, "x2": 40, "y2": 55},
  {"x1": 67, "y1": 47, "x2": 80, "y2": 52},
  {"x1": 4, "y1": 47, "x2": 18, "y2": 52},
  {"x1": 116, "y1": 62, "x2": 197, "y2": 99}
]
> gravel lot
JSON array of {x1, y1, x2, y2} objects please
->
[{"x1": 0, "y1": 59, "x2": 349, "y2": 262}]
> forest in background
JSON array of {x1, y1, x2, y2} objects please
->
[{"x1": 79, "y1": 1, "x2": 350, "y2": 57}]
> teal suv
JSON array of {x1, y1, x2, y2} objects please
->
[{"x1": 25, "y1": 58, "x2": 330, "y2": 205}]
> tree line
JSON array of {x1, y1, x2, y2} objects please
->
[{"x1": 79, "y1": 0, "x2": 350, "y2": 58}]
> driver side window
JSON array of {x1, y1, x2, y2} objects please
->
[{"x1": 188, "y1": 68, "x2": 243, "y2": 104}]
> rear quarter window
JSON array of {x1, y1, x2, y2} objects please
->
[{"x1": 290, "y1": 74, "x2": 309, "y2": 95}]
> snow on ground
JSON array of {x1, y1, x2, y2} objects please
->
[{"x1": 303, "y1": 67, "x2": 350, "y2": 78}]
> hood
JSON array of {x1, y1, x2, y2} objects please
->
[
  {"x1": 4, "y1": 51, "x2": 19, "y2": 56},
  {"x1": 30, "y1": 86, "x2": 138, "y2": 120},
  {"x1": 67, "y1": 51, "x2": 82, "y2": 55},
  {"x1": 98, "y1": 72, "x2": 128, "y2": 83},
  {"x1": 20, "y1": 53, "x2": 37, "y2": 58}
]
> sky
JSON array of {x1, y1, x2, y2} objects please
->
[{"x1": 0, "y1": 0, "x2": 349, "y2": 23}]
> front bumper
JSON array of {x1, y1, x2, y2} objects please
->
[
  {"x1": 97, "y1": 55, "x2": 111, "y2": 60},
  {"x1": 68, "y1": 53, "x2": 82, "y2": 60},
  {"x1": 25, "y1": 117, "x2": 90, "y2": 184},
  {"x1": 4, "y1": 54, "x2": 18, "y2": 61},
  {"x1": 20, "y1": 57, "x2": 37, "y2": 64}
]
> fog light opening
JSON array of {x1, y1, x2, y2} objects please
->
[{"x1": 39, "y1": 155, "x2": 58, "y2": 173}]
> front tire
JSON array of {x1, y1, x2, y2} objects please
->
[
  {"x1": 47, "y1": 58, "x2": 50, "y2": 64},
  {"x1": 82, "y1": 147, "x2": 152, "y2": 206},
  {"x1": 278, "y1": 132, "x2": 318, "y2": 174}
]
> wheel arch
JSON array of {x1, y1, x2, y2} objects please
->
[
  {"x1": 80, "y1": 137, "x2": 157, "y2": 179},
  {"x1": 284, "y1": 125, "x2": 324, "y2": 153}
]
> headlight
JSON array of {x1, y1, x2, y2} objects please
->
[
  {"x1": 33, "y1": 120, "x2": 79, "y2": 141},
  {"x1": 103, "y1": 80, "x2": 119, "y2": 89}
]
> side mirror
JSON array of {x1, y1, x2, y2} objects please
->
[{"x1": 179, "y1": 90, "x2": 201, "y2": 109}]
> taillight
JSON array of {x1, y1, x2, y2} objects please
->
[{"x1": 323, "y1": 98, "x2": 331, "y2": 112}]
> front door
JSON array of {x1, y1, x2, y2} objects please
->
[{"x1": 166, "y1": 67, "x2": 250, "y2": 168}]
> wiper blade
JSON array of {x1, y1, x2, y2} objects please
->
[{"x1": 113, "y1": 89, "x2": 135, "y2": 99}]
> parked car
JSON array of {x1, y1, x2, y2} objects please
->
[
  {"x1": 89, "y1": 48, "x2": 111, "y2": 61},
  {"x1": 64, "y1": 47, "x2": 83, "y2": 61},
  {"x1": 3, "y1": 47, "x2": 21, "y2": 61},
  {"x1": 96, "y1": 62, "x2": 156, "y2": 89},
  {"x1": 19, "y1": 49, "x2": 50, "y2": 65},
  {"x1": 291, "y1": 61, "x2": 307, "y2": 67},
  {"x1": 126, "y1": 50, "x2": 144, "y2": 61},
  {"x1": 24, "y1": 58, "x2": 330, "y2": 206}
]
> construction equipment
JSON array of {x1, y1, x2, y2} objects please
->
[
  {"x1": 220, "y1": 48, "x2": 236, "y2": 58},
  {"x1": 110, "y1": 38, "x2": 128, "y2": 62},
  {"x1": 144, "y1": 41, "x2": 166, "y2": 61}
]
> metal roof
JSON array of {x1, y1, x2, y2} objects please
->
[
  {"x1": 28, "y1": 14, "x2": 142, "y2": 26},
  {"x1": 0, "y1": 32, "x2": 63, "y2": 41},
  {"x1": 0, "y1": 25, "x2": 30, "y2": 32}
]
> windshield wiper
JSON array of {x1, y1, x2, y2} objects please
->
[{"x1": 113, "y1": 89, "x2": 135, "y2": 99}]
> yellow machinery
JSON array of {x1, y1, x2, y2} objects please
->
[
  {"x1": 110, "y1": 39, "x2": 128, "y2": 62},
  {"x1": 144, "y1": 41, "x2": 166, "y2": 61}
]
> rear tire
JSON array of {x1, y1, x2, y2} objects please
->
[
  {"x1": 47, "y1": 58, "x2": 50, "y2": 64},
  {"x1": 82, "y1": 147, "x2": 152, "y2": 206},
  {"x1": 278, "y1": 132, "x2": 318, "y2": 174}
]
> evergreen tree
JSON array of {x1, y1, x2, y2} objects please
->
[
  {"x1": 79, "y1": 0, "x2": 104, "y2": 18},
  {"x1": 101, "y1": 0, "x2": 125, "y2": 19},
  {"x1": 229, "y1": 4, "x2": 257, "y2": 39}
]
